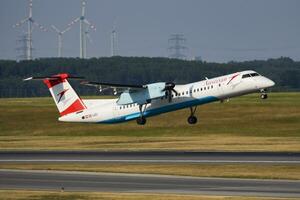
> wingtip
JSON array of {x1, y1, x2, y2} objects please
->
[
  {"x1": 80, "y1": 80, "x2": 89, "y2": 85},
  {"x1": 23, "y1": 77, "x2": 33, "y2": 81}
]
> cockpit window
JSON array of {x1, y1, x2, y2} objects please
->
[
  {"x1": 250, "y1": 73, "x2": 260, "y2": 77},
  {"x1": 242, "y1": 74, "x2": 251, "y2": 79}
]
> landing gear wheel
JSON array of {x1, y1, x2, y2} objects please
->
[
  {"x1": 136, "y1": 116, "x2": 146, "y2": 125},
  {"x1": 261, "y1": 93, "x2": 268, "y2": 99},
  {"x1": 187, "y1": 116, "x2": 197, "y2": 124}
]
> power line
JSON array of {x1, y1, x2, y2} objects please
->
[
  {"x1": 15, "y1": 32, "x2": 30, "y2": 61},
  {"x1": 111, "y1": 22, "x2": 118, "y2": 56},
  {"x1": 13, "y1": 0, "x2": 47, "y2": 60},
  {"x1": 168, "y1": 34, "x2": 187, "y2": 60}
]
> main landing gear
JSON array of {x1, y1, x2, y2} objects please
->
[
  {"x1": 187, "y1": 106, "x2": 198, "y2": 125},
  {"x1": 136, "y1": 116, "x2": 146, "y2": 125},
  {"x1": 260, "y1": 89, "x2": 268, "y2": 99},
  {"x1": 136, "y1": 104, "x2": 147, "y2": 125}
]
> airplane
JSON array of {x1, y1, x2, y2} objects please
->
[{"x1": 24, "y1": 70, "x2": 275, "y2": 125}]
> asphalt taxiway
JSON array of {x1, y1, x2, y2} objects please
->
[
  {"x1": 0, "y1": 151, "x2": 299, "y2": 164},
  {"x1": 0, "y1": 169, "x2": 299, "y2": 198}
]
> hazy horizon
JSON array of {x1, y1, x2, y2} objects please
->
[{"x1": 1, "y1": 0, "x2": 300, "y2": 62}]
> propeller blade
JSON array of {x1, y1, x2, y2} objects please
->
[
  {"x1": 68, "y1": 17, "x2": 80, "y2": 26},
  {"x1": 13, "y1": 18, "x2": 29, "y2": 28},
  {"x1": 162, "y1": 82, "x2": 176, "y2": 102},
  {"x1": 172, "y1": 88, "x2": 178, "y2": 95},
  {"x1": 51, "y1": 25, "x2": 60, "y2": 33},
  {"x1": 61, "y1": 26, "x2": 71, "y2": 34},
  {"x1": 81, "y1": 0, "x2": 86, "y2": 16},
  {"x1": 86, "y1": 33, "x2": 93, "y2": 44},
  {"x1": 33, "y1": 21, "x2": 47, "y2": 31},
  {"x1": 168, "y1": 92, "x2": 172, "y2": 102},
  {"x1": 84, "y1": 19, "x2": 96, "y2": 31}
]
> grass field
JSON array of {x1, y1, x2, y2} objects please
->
[
  {"x1": 0, "y1": 92, "x2": 299, "y2": 151},
  {"x1": 1, "y1": 163, "x2": 300, "y2": 180},
  {"x1": 0, "y1": 190, "x2": 296, "y2": 200},
  {"x1": 1, "y1": 93, "x2": 300, "y2": 199}
]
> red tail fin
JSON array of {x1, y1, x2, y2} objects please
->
[{"x1": 42, "y1": 73, "x2": 86, "y2": 116}]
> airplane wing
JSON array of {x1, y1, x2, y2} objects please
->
[
  {"x1": 80, "y1": 81, "x2": 147, "y2": 89},
  {"x1": 81, "y1": 81, "x2": 178, "y2": 105},
  {"x1": 80, "y1": 81, "x2": 148, "y2": 96}
]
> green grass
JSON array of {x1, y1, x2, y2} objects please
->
[
  {"x1": 0, "y1": 190, "x2": 296, "y2": 200},
  {"x1": 0, "y1": 92, "x2": 300, "y2": 151}
]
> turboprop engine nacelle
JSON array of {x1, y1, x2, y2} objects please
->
[{"x1": 117, "y1": 82, "x2": 166, "y2": 105}]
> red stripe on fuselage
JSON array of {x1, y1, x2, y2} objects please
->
[
  {"x1": 227, "y1": 73, "x2": 240, "y2": 85},
  {"x1": 60, "y1": 99, "x2": 85, "y2": 116}
]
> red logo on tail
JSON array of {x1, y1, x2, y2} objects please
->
[{"x1": 57, "y1": 89, "x2": 69, "y2": 103}]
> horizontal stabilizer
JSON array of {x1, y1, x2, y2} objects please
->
[{"x1": 23, "y1": 74, "x2": 84, "y2": 81}]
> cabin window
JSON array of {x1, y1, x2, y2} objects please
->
[
  {"x1": 182, "y1": 92, "x2": 184, "y2": 95},
  {"x1": 211, "y1": 85, "x2": 213, "y2": 89},
  {"x1": 204, "y1": 87, "x2": 206, "y2": 90},
  {"x1": 219, "y1": 84, "x2": 221, "y2": 87},
  {"x1": 193, "y1": 89, "x2": 196, "y2": 93},
  {"x1": 242, "y1": 74, "x2": 251, "y2": 79},
  {"x1": 186, "y1": 91, "x2": 188, "y2": 95},
  {"x1": 201, "y1": 88, "x2": 203, "y2": 91},
  {"x1": 120, "y1": 107, "x2": 122, "y2": 110},
  {"x1": 123, "y1": 106, "x2": 125, "y2": 109}
]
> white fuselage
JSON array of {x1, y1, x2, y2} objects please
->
[{"x1": 59, "y1": 70, "x2": 275, "y2": 123}]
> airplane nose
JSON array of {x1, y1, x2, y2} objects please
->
[{"x1": 265, "y1": 78, "x2": 275, "y2": 87}]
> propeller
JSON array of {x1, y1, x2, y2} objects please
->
[{"x1": 163, "y1": 82, "x2": 178, "y2": 102}]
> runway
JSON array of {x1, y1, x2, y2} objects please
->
[
  {"x1": 0, "y1": 169, "x2": 300, "y2": 197},
  {"x1": 0, "y1": 151, "x2": 300, "y2": 164}
]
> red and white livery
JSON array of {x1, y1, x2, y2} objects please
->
[{"x1": 24, "y1": 70, "x2": 275, "y2": 125}]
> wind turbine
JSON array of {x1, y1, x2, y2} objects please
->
[
  {"x1": 111, "y1": 22, "x2": 117, "y2": 57},
  {"x1": 13, "y1": 0, "x2": 47, "y2": 60},
  {"x1": 84, "y1": 26, "x2": 93, "y2": 58},
  {"x1": 68, "y1": 0, "x2": 96, "y2": 59},
  {"x1": 51, "y1": 25, "x2": 71, "y2": 57}
]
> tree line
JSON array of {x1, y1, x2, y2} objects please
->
[{"x1": 0, "y1": 56, "x2": 299, "y2": 98}]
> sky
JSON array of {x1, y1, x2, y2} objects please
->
[{"x1": 0, "y1": 0, "x2": 300, "y2": 62}]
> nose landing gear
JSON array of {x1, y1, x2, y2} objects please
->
[
  {"x1": 187, "y1": 106, "x2": 198, "y2": 124},
  {"x1": 261, "y1": 93, "x2": 268, "y2": 99},
  {"x1": 260, "y1": 89, "x2": 268, "y2": 99}
]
